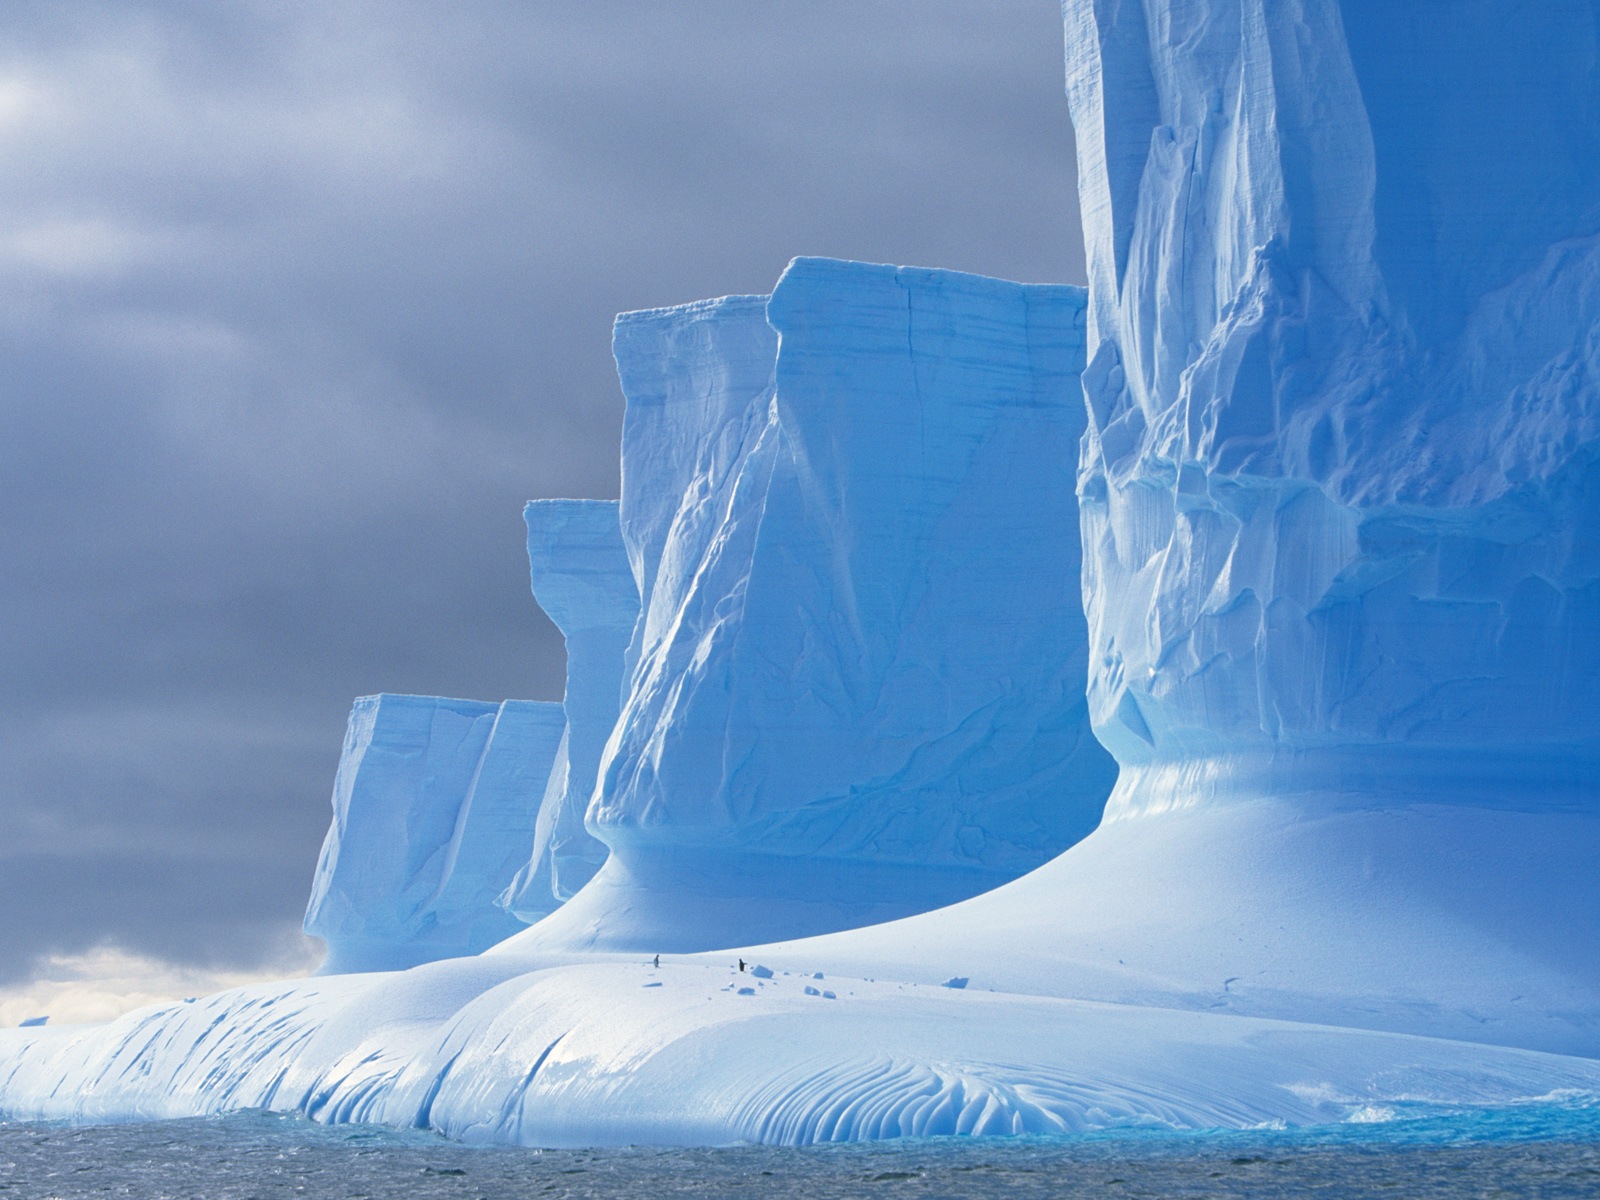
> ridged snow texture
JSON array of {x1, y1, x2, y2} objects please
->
[
  {"x1": 500, "y1": 500, "x2": 638, "y2": 920},
  {"x1": 303, "y1": 696, "x2": 562, "y2": 973},
  {"x1": 1065, "y1": 0, "x2": 1600, "y2": 805},
  {"x1": 6, "y1": 958, "x2": 1598, "y2": 1146},
  {"x1": 590, "y1": 257, "x2": 1115, "y2": 918}
]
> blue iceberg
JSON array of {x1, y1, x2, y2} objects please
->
[
  {"x1": 500, "y1": 257, "x2": 1116, "y2": 955},
  {"x1": 501, "y1": 500, "x2": 639, "y2": 921},
  {"x1": 303, "y1": 695, "x2": 561, "y2": 974},
  {"x1": 4, "y1": 0, "x2": 1600, "y2": 1149}
]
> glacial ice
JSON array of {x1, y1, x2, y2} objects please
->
[
  {"x1": 5, "y1": 0, "x2": 1600, "y2": 1150},
  {"x1": 1023, "y1": 0, "x2": 1600, "y2": 1050},
  {"x1": 498, "y1": 257, "x2": 1116, "y2": 955},
  {"x1": 303, "y1": 501, "x2": 638, "y2": 969},
  {"x1": 500, "y1": 500, "x2": 638, "y2": 921},
  {"x1": 303, "y1": 695, "x2": 561, "y2": 974}
]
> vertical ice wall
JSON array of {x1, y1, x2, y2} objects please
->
[
  {"x1": 501, "y1": 258, "x2": 1117, "y2": 955},
  {"x1": 500, "y1": 500, "x2": 639, "y2": 920},
  {"x1": 304, "y1": 695, "x2": 563, "y2": 973},
  {"x1": 972, "y1": 0, "x2": 1600, "y2": 1049},
  {"x1": 1065, "y1": 0, "x2": 1600, "y2": 812}
]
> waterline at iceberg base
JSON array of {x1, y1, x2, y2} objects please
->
[{"x1": 7, "y1": 0, "x2": 1600, "y2": 1146}]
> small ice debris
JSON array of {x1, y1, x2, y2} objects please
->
[
  {"x1": 642, "y1": 981, "x2": 662, "y2": 988},
  {"x1": 804, "y1": 986, "x2": 821, "y2": 996},
  {"x1": 749, "y1": 964, "x2": 773, "y2": 979},
  {"x1": 821, "y1": 990, "x2": 836, "y2": 1000},
  {"x1": 1347, "y1": 1105, "x2": 1398, "y2": 1125},
  {"x1": 812, "y1": 972, "x2": 824, "y2": 980},
  {"x1": 18, "y1": 1016, "x2": 47, "y2": 1028},
  {"x1": 736, "y1": 987, "x2": 756, "y2": 996},
  {"x1": 942, "y1": 976, "x2": 969, "y2": 989}
]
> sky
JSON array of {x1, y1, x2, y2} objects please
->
[{"x1": 0, "y1": 0, "x2": 1085, "y2": 1011}]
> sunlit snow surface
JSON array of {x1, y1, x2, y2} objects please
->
[{"x1": 5, "y1": 1102, "x2": 1600, "y2": 1199}]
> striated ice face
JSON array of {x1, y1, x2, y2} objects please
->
[
  {"x1": 1065, "y1": 0, "x2": 1600, "y2": 801},
  {"x1": 504, "y1": 256, "x2": 1118, "y2": 953},
  {"x1": 499, "y1": 500, "x2": 639, "y2": 920},
  {"x1": 303, "y1": 695, "x2": 562, "y2": 973}
]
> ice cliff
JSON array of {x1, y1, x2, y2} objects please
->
[
  {"x1": 501, "y1": 500, "x2": 638, "y2": 921},
  {"x1": 499, "y1": 257, "x2": 1117, "y2": 955},
  {"x1": 923, "y1": 0, "x2": 1600, "y2": 1048},
  {"x1": 5, "y1": 0, "x2": 1600, "y2": 1148},
  {"x1": 303, "y1": 695, "x2": 562, "y2": 973},
  {"x1": 306, "y1": 501, "x2": 638, "y2": 969}
]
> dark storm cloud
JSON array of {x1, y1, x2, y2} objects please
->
[{"x1": 0, "y1": 0, "x2": 1084, "y2": 983}]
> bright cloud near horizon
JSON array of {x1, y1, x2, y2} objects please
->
[{"x1": 1, "y1": 0, "x2": 1084, "y2": 1015}]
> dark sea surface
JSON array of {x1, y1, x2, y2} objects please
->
[{"x1": 3, "y1": 1100, "x2": 1599, "y2": 1199}]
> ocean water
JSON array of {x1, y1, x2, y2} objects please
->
[{"x1": 3, "y1": 1100, "x2": 1599, "y2": 1199}]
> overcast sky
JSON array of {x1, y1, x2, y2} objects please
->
[{"x1": 0, "y1": 0, "x2": 1085, "y2": 996}]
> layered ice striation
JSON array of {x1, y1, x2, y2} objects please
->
[
  {"x1": 1005, "y1": 0, "x2": 1600, "y2": 1046},
  {"x1": 503, "y1": 258, "x2": 1117, "y2": 954},
  {"x1": 500, "y1": 500, "x2": 639, "y2": 921},
  {"x1": 304, "y1": 695, "x2": 563, "y2": 974}
]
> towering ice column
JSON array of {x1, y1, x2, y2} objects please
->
[
  {"x1": 1070, "y1": 0, "x2": 1600, "y2": 780},
  {"x1": 500, "y1": 258, "x2": 1116, "y2": 955},
  {"x1": 1039, "y1": 0, "x2": 1600, "y2": 1049},
  {"x1": 304, "y1": 695, "x2": 563, "y2": 973},
  {"x1": 500, "y1": 500, "x2": 639, "y2": 920}
]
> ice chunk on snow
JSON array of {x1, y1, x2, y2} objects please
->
[{"x1": 304, "y1": 695, "x2": 563, "y2": 973}]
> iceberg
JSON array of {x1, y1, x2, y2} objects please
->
[
  {"x1": 500, "y1": 500, "x2": 639, "y2": 921},
  {"x1": 499, "y1": 257, "x2": 1116, "y2": 955},
  {"x1": 303, "y1": 695, "x2": 561, "y2": 974},
  {"x1": 966, "y1": 0, "x2": 1600, "y2": 1052},
  {"x1": 305, "y1": 502, "x2": 636, "y2": 969},
  {"x1": 5, "y1": 0, "x2": 1600, "y2": 1149}
]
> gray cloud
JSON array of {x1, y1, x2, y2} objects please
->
[{"x1": 0, "y1": 0, "x2": 1084, "y2": 983}]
